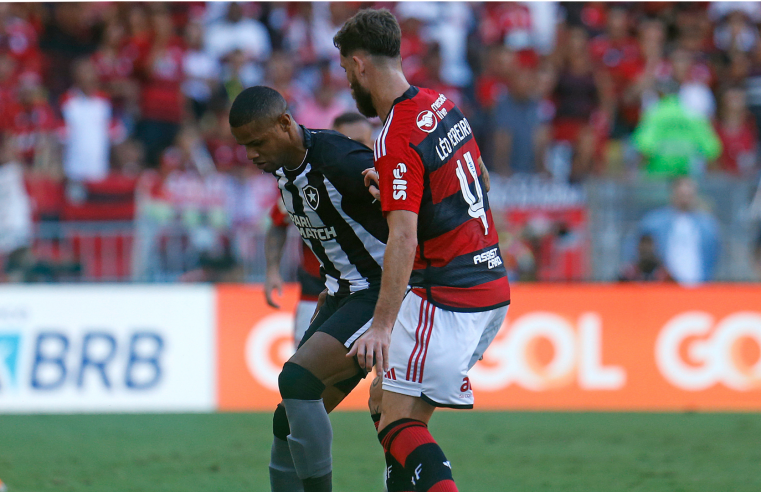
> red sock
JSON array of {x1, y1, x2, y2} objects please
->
[{"x1": 378, "y1": 419, "x2": 458, "y2": 492}]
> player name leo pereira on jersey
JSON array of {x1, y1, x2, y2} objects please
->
[{"x1": 374, "y1": 86, "x2": 510, "y2": 312}]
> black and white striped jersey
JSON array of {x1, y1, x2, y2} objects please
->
[{"x1": 274, "y1": 127, "x2": 388, "y2": 295}]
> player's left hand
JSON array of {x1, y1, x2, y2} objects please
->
[
  {"x1": 347, "y1": 324, "x2": 390, "y2": 377},
  {"x1": 362, "y1": 168, "x2": 381, "y2": 201}
]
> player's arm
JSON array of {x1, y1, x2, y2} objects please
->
[
  {"x1": 264, "y1": 222, "x2": 287, "y2": 308},
  {"x1": 348, "y1": 210, "x2": 418, "y2": 375}
]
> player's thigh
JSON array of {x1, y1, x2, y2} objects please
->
[
  {"x1": 290, "y1": 288, "x2": 378, "y2": 387},
  {"x1": 383, "y1": 294, "x2": 488, "y2": 409},
  {"x1": 289, "y1": 332, "x2": 359, "y2": 387},
  {"x1": 467, "y1": 305, "x2": 509, "y2": 370},
  {"x1": 378, "y1": 391, "x2": 435, "y2": 430}
]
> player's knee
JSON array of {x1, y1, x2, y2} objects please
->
[
  {"x1": 277, "y1": 362, "x2": 325, "y2": 400},
  {"x1": 272, "y1": 404, "x2": 290, "y2": 440},
  {"x1": 368, "y1": 376, "x2": 383, "y2": 414}
]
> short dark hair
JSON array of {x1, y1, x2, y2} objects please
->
[
  {"x1": 332, "y1": 112, "x2": 369, "y2": 129},
  {"x1": 333, "y1": 8, "x2": 401, "y2": 58},
  {"x1": 229, "y1": 86, "x2": 287, "y2": 128}
]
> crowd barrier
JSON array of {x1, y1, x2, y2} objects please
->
[{"x1": 1, "y1": 284, "x2": 760, "y2": 413}]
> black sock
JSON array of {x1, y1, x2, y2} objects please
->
[{"x1": 303, "y1": 471, "x2": 332, "y2": 492}]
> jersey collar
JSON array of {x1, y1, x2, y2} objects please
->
[
  {"x1": 384, "y1": 85, "x2": 419, "y2": 123},
  {"x1": 279, "y1": 125, "x2": 313, "y2": 178}
]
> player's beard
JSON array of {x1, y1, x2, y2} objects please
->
[{"x1": 350, "y1": 79, "x2": 378, "y2": 118}]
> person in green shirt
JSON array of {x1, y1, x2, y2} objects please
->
[{"x1": 632, "y1": 84, "x2": 722, "y2": 178}]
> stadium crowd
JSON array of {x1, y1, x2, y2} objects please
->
[{"x1": 1, "y1": 2, "x2": 761, "y2": 282}]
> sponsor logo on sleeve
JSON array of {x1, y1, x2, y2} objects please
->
[
  {"x1": 393, "y1": 163, "x2": 408, "y2": 200},
  {"x1": 416, "y1": 110, "x2": 438, "y2": 133}
]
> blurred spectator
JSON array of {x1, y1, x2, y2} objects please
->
[
  {"x1": 632, "y1": 80, "x2": 722, "y2": 178},
  {"x1": 408, "y1": 43, "x2": 465, "y2": 108},
  {"x1": 134, "y1": 8, "x2": 185, "y2": 167},
  {"x1": 0, "y1": 134, "x2": 32, "y2": 261},
  {"x1": 711, "y1": 2, "x2": 761, "y2": 54},
  {"x1": 745, "y1": 41, "x2": 761, "y2": 139},
  {"x1": 182, "y1": 21, "x2": 220, "y2": 119},
  {"x1": 332, "y1": 112, "x2": 372, "y2": 148},
  {"x1": 714, "y1": 86, "x2": 758, "y2": 176},
  {"x1": 618, "y1": 234, "x2": 672, "y2": 282},
  {"x1": 619, "y1": 19, "x2": 667, "y2": 132},
  {"x1": 7, "y1": 76, "x2": 59, "y2": 174},
  {"x1": 474, "y1": 45, "x2": 513, "y2": 111},
  {"x1": 631, "y1": 177, "x2": 721, "y2": 285},
  {"x1": 205, "y1": 2, "x2": 271, "y2": 66},
  {"x1": 261, "y1": 50, "x2": 307, "y2": 111},
  {"x1": 491, "y1": 63, "x2": 550, "y2": 175},
  {"x1": 90, "y1": 21, "x2": 140, "y2": 120},
  {"x1": 550, "y1": 26, "x2": 613, "y2": 182},
  {"x1": 60, "y1": 58, "x2": 113, "y2": 182},
  {"x1": 670, "y1": 48, "x2": 716, "y2": 119},
  {"x1": 295, "y1": 62, "x2": 351, "y2": 129}
]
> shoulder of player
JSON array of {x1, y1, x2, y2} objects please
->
[
  {"x1": 385, "y1": 89, "x2": 448, "y2": 148},
  {"x1": 306, "y1": 128, "x2": 373, "y2": 176},
  {"x1": 308, "y1": 129, "x2": 371, "y2": 160}
]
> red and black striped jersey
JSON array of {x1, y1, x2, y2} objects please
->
[{"x1": 374, "y1": 86, "x2": 510, "y2": 312}]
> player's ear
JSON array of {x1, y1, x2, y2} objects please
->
[
  {"x1": 277, "y1": 112, "x2": 292, "y2": 132},
  {"x1": 353, "y1": 54, "x2": 366, "y2": 76}
]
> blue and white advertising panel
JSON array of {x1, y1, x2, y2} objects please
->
[{"x1": 0, "y1": 285, "x2": 215, "y2": 413}]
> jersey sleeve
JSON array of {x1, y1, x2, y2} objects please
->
[
  {"x1": 376, "y1": 117, "x2": 425, "y2": 215},
  {"x1": 269, "y1": 199, "x2": 290, "y2": 227}
]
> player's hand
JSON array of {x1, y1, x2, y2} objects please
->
[
  {"x1": 310, "y1": 289, "x2": 328, "y2": 323},
  {"x1": 264, "y1": 268, "x2": 283, "y2": 309},
  {"x1": 362, "y1": 168, "x2": 381, "y2": 201},
  {"x1": 347, "y1": 325, "x2": 390, "y2": 377}
]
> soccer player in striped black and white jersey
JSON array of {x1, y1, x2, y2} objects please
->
[{"x1": 230, "y1": 86, "x2": 387, "y2": 492}]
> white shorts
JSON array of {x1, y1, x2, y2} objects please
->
[
  {"x1": 382, "y1": 292, "x2": 509, "y2": 408},
  {"x1": 294, "y1": 300, "x2": 318, "y2": 348}
]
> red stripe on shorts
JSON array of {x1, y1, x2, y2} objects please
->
[
  {"x1": 411, "y1": 301, "x2": 432, "y2": 382},
  {"x1": 406, "y1": 299, "x2": 429, "y2": 381},
  {"x1": 417, "y1": 304, "x2": 436, "y2": 383}
]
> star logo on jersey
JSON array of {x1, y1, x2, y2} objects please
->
[
  {"x1": 416, "y1": 110, "x2": 438, "y2": 133},
  {"x1": 303, "y1": 185, "x2": 320, "y2": 211}
]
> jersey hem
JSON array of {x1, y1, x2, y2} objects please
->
[{"x1": 411, "y1": 290, "x2": 511, "y2": 313}]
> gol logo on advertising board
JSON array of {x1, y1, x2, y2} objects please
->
[
  {"x1": 244, "y1": 313, "x2": 295, "y2": 392},
  {"x1": 656, "y1": 311, "x2": 761, "y2": 391},
  {"x1": 470, "y1": 312, "x2": 626, "y2": 392}
]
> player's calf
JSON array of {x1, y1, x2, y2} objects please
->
[
  {"x1": 269, "y1": 404, "x2": 305, "y2": 492},
  {"x1": 278, "y1": 362, "x2": 333, "y2": 492},
  {"x1": 379, "y1": 419, "x2": 457, "y2": 492}
]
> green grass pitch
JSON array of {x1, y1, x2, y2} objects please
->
[{"x1": 1, "y1": 412, "x2": 760, "y2": 491}]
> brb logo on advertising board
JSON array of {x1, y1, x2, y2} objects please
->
[
  {"x1": 0, "y1": 286, "x2": 215, "y2": 413},
  {"x1": 470, "y1": 312, "x2": 626, "y2": 392},
  {"x1": 0, "y1": 330, "x2": 164, "y2": 393},
  {"x1": 656, "y1": 311, "x2": 761, "y2": 391}
]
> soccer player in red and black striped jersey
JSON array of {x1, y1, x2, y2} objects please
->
[{"x1": 335, "y1": 9, "x2": 510, "y2": 492}]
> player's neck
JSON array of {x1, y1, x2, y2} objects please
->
[
  {"x1": 373, "y1": 71, "x2": 411, "y2": 122},
  {"x1": 284, "y1": 124, "x2": 308, "y2": 171}
]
